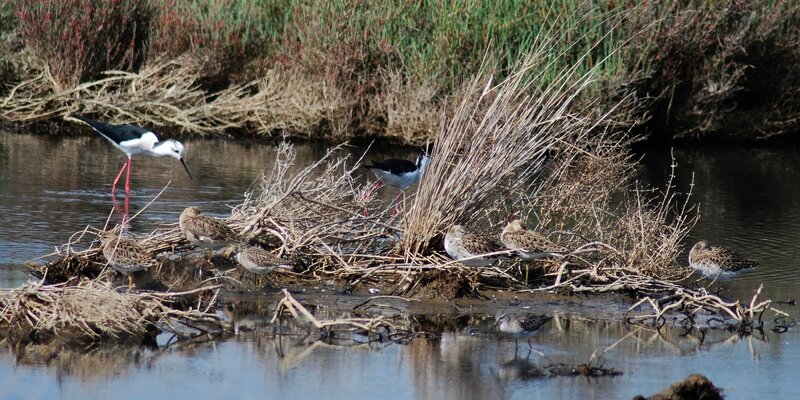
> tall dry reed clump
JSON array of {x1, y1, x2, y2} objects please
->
[
  {"x1": 221, "y1": 28, "x2": 694, "y2": 285},
  {"x1": 400, "y1": 28, "x2": 694, "y2": 278},
  {"x1": 0, "y1": 278, "x2": 223, "y2": 344}
]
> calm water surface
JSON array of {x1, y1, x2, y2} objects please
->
[{"x1": 0, "y1": 131, "x2": 798, "y2": 399}]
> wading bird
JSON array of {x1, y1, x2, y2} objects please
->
[
  {"x1": 235, "y1": 245, "x2": 293, "y2": 286},
  {"x1": 444, "y1": 225, "x2": 508, "y2": 267},
  {"x1": 98, "y1": 228, "x2": 157, "y2": 289},
  {"x1": 500, "y1": 218, "x2": 568, "y2": 284},
  {"x1": 72, "y1": 114, "x2": 192, "y2": 196},
  {"x1": 179, "y1": 206, "x2": 240, "y2": 252},
  {"x1": 500, "y1": 219, "x2": 568, "y2": 260},
  {"x1": 495, "y1": 312, "x2": 552, "y2": 355},
  {"x1": 688, "y1": 240, "x2": 758, "y2": 277},
  {"x1": 363, "y1": 153, "x2": 431, "y2": 200}
]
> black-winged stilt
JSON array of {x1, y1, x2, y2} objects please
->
[
  {"x1": 364, "y1": 153, "x2": 431, "y2": 193},
  {"x1": 362, "y1": 153, "x2": 431, "y2": 215},
  {"x1": 72, "y1": 114, "x2": 192, "y2": 196}
]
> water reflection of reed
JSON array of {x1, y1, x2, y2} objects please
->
[
  {"x1": 645, "y1": 146, "x2": 800, "y2": 301},
  {"x1": 221, "y1": 296, "x2": 772, "y2": 396},
  {"x1": 5, "y1": 341, "x2": 153, "y2": 383},
  {"x1": 3, "y1": 300, "x2": 778, "y2": 399},
  {"x1": 544, "y1": 314, "x2": 764, "y2": 361},
  {"x1": 404, "y1": 314, "x2": 509, "y2": 400}
]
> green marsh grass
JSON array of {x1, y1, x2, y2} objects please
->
[{"x1": 5, "y1": 0, "x2": 800, "y2": 142}]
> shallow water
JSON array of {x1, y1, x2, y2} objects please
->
[{"x1": 0, "y1": 131, "x2": 798, "y2": 399}]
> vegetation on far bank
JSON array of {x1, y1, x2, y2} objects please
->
[{"x1": 1, "y1": 0, "x2": 799, "y2": 144}]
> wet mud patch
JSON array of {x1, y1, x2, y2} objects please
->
[
  {"x1": 395, "y1": 269, "x2": 476, "y2": 300},
  {"x1": 546, "y1": 363, "x2": 623, "y2": 378}
]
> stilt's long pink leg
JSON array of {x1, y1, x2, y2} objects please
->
[
  {"x1": 111, "y1": 159, "x2": 129, "y2": 195},
  {"x1": 363, "y1": 180, "x2": 383, "y2": 200},
  {"x1": 122, "y1": 191, "x2": 130, "y2": 227},
  {"x1": 389, "y1": 191, "x2": 405, "y2": 222},
  {"x1": 362, "y1": 180, "x2": 384, "y2": 216}
]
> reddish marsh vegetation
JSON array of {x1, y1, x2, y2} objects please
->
[{"x1": 3, "y1": 1, "x2": 800, "y2": 142}]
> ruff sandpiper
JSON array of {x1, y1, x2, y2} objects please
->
[
  {"x1": 179, "y1": 206, "x2": 240, "y2": 251},
  {"x1": 688, "y1": 240, "x2": 758, "y2": 277},
  {"x1": 98, "y1": 229, "x2": 157, "y2": 288},
  {"x1": 501, "y1": 219, "x2": 567, "y2": 260},
  {"x1": 444, "y1": 225, "x2": 507, "y2": 267},
  {"x1": 495, "y1": 312, "x2": 552, "y2": 353},
  {"x1": 235, "y1": 245, "x2": 293, "y2": 286}
]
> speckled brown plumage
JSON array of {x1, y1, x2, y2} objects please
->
[
  {"x1": 495, "y1": 313, "x2": 552, "y2": 338},
  {"x1": 98, "y1": 229, "x2": 156, "y2": 285},
  {"x1": 236, "y1": 245, "x2": 292, "y2": 276},
  {"x1": 179, "y1": 206, "x2": 240, "y2": 250},
  {"x1": 501, "y1": 219, "x2": 567, "y2": 260},
  {"x1": 688, "y1": 240, "x2": 758, "y2": 277},
  {"x1": 444, "y1": 225, "x2": 507, "y2": 267}
]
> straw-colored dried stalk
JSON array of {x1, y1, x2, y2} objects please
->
[
  {"x1": 400, "y1": 29, "x2": 628, "y2": 253},
  {"x1": 271, "y1": 289, "x2": 410, "y2": 342},
  {"x1": 231, "y1": 142, "x2": 403, "y2": 271},
  {"x1": 23, "y1": 136, "x2": 771, "y2": 325},
  {"x1": 0, "y1": 279, "x2": 223, "y2": 344},
  {"x1": 0, "y1": 55, "x2": 352, "y2": 139},
  {"x1": 30, "y1": 224, "x2": 199, "y2": 287},
  {"x1": 369, "y1": 70, "x2": 440, "y2": 143},
  {"x1": 625, "y1": 283, "x2": 791, "y2": 332}
]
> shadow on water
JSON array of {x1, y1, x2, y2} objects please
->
[{"x1": 1, "y1": 130, "x2": 799, "y2": 399}]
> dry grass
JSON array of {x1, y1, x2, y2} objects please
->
[
  {"x1": 23, "y1": 37, "x2": 698, "y2": 294},
  {"x1": 272, "y1": 289, "x2": 413, "y2": 343},
  {"x1": 368, "y1": 71, "x2": 441, "y2": 143},
  {"x1": 14, "y1": 32, "x2": 777, "y2": 340},
  {"x1": 20, "y1": 132, "x2": 771, "y2": 330},
  {"x1": 0, "y1": 55, "x2": 355, "y2": 140},
  {"x1": 0, "y1": 278, "x2": 223, "y2": 344},
  {"x1": 400, "y1": 50, "x2": 585, "y2": 253},
  {"x1": 626, "y1": 283, "x2": 792, "y2": 335}
]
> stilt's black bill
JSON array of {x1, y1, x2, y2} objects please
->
[{"x1": 180, "y1": 158, "x2": 193, "y2": 180}]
